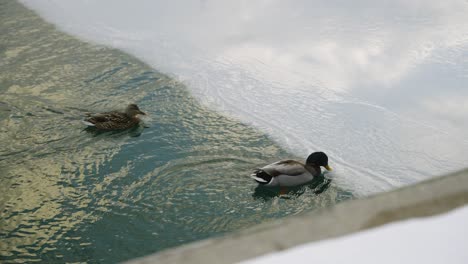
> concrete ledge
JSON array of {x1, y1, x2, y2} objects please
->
[{"x1": 126, "y1": 169, "x2": 468, "y2": 264}]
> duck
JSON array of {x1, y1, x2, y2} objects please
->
[
  {"x1": 82, "y1": 104, "x2": 146, "y2": 130},
  {"x1": 250, "y1": 152, "x2": 332, "y2": 187}
]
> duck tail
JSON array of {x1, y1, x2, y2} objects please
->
[
  {"x1": 250, "y1": 169, "x2": 272, "y2": 185},
  {"x1": 82, "y1": 120, "x2": 96, "y2": 127}
]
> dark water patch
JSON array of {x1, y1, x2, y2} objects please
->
[
  {"x1": 84, "y1": 64, "x2": 127, "y2": 84},
  {"x1": 0, "y1": 1, "x2": 353, "y2": 263},
  {"x1": 42, "y1": 107, "x2": 64, "y2": 115}
]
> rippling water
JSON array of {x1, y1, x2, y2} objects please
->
[
  {"x1": 18, "y1": 0, "x2": 468, "y2": 196},
  {"x1": 0, "y1": 1, "x2": 351, "y2": 262}
]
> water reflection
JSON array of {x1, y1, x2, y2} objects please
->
[{"x1": 83, "y1": 125, "x2": 146, "y2": 138}]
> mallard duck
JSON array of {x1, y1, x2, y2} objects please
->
[
  {"x1": 82, "y1": 104, "x2": 146, "y2": 130},
  {"x1": 250, "y1": 152, "x2": 332, "y2": 187}
]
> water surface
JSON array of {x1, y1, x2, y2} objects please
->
[
  {"x1": 0, "y1": 1, "x2": 349, "y2": 262},
  {"x1": 19, "y1": 0, "x2": 468, "y2": 195}
]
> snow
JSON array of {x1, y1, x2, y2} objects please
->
[{"x1": 240, "y1": 205, "x2": 468, "y2": 264}]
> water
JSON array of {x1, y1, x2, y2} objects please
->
[
  {"x1": 0, "y1": 1, "x2": 350, "y2": 263},
  {"x1": 2, "y1": 0, "x2": 468, "y2": 262},
  {"x1": 18, "y1": 0, "x2": 468, "y2": 195}
]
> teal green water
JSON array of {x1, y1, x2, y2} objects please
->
[{"x1": 0, "y1": 1, "x2": 352, "y2": 263}]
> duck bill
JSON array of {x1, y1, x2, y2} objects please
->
[
  {"x1": 138, "y1": 110, "x2": 146, "y2": 115},
  {"x1": 324, "y1": 165, "x2": 332, "y2": 171}
]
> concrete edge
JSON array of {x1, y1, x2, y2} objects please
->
[{"x1": 126, "y1": 169, "x2": 468, "y2": 264}]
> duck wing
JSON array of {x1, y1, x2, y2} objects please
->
[
  {"x1": 85, "y1": 114, "x2": 110, "y2": 124},
  {"x1": 261, "y1": 160, "x2": 307, "y2": 177},
  {"x1": 85, "y1": 112, "x2": 137, "y2": 130}
]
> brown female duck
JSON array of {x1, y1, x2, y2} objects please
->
[{"x1": 83, "y1": 104, "x2": 146, "y2": 130}]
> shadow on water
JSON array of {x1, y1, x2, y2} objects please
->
[
  {"x1": 82, "y1": 124, "x2": 146, "y2": 138},
  {"x1": 0, "y1": 1, "x2": 354, "y2": 263}
]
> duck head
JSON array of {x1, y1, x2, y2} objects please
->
[
  {"x1": 306, "y1": 152, "x2": 332, "y2": 171},
  {"x1": 126, "y1": 104, "x2": 146, "y2": 117}
]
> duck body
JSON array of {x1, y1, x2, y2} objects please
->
[
  {"x1": 251, "y1": 160, "x2": 319, "y2": 187},
  {"x1": 83, "y1": 104, "x2": 146, "y2": 131},
  {"x1": 251, "y1": 152, "x2": 331, "y2": 187}
]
